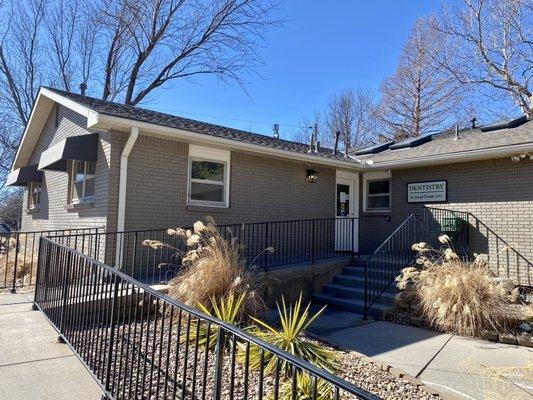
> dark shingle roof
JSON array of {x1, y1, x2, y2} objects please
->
[
  {"x1": 45, "y1": 87, "x2": 354, "y2": 163},
  {"x1": 355, "y1": 118, "x2": 533, "y2": 165}
]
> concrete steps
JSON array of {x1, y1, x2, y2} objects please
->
[{"x1": 312, "y1": 263, "x2": 399, "y2": 318}]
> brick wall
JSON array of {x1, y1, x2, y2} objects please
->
[
  {"x1": 123, "y1": 135, "x2": 336, "y2": 231},
  {"x1": 20, "y1": 104, "x2": 121, "y2": 232},
  {"x1": 358, "y1": 157, "x2": 533, "y2": 281}
]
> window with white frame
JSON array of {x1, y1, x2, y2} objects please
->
[
  {"x1": 28, "y1": 181, "x2": 41, "y2": 209},
  {"x1": 363, "y1": 171, "x2": 391, "y2": 212},
  {"x1": 188, "y1": 145, "x2": 230, "y2": 207},
  {"x1": 68, "y1": 160, "x2": 95, "y2": 203}
]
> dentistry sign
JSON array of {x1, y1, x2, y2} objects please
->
[{"x1": 407, "y1": 180, "x2": 447, "y2": 203}]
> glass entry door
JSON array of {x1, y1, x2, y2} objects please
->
[{"x1": 335, "y1": 178, "x2": 356, "y2": 251}]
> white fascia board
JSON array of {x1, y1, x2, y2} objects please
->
[
  {"x1": 364, "y1": 142, "x2": 533, "y2": 170},
  {"x1": 94, "y1": 114, "x2": 362, "y2": 170},
  {"x1": 13, "y1": 88, "x2": 100, "y2": 169}
]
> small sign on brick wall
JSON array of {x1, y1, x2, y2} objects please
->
[{"x1": 407, "y1": 180, "x2": 447, "y2": 203}]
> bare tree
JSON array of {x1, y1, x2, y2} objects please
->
[
  {"x1": 0, "y1": 0, "x2": 279, "y2": 191},
  {"x1": 326, "y1": 88, "x2": 378, "y2": 150},
  {"x1": 376, "y1": 16, "x2": 465, "y2": 139},
  {"x1": 291, "y1": 111, "x2": 333, "y2": 147},
  {"x1": 435, "y1": 0, "x2": 533, "y2": 116},
  {"x1": 94, "y1": 0, "x2": 280, "y2": 105}
]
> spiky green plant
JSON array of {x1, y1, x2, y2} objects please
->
[
  {"x1": 242, "y1": 294, "x2": 338, "y2": 376},
  {"x1": 270, "y1": 372, "x2": 333, "y2": 400},
  {"x1": 183, "y1": 292, "x2": 246, "y2": 351}
]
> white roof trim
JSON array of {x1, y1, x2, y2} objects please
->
[{"x1": 12, "y1": 88, "x2": 99, "y2": 169}]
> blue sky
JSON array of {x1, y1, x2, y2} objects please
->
[{"x1": 147, "y1": 1, "x2": 443, "y2": 140}]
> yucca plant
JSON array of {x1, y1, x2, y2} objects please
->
[
  {"x1": 242, "y1": 294, "x2": 338, "y2": 376},
  {"x1": 183, "y1": 292, "x2": 246, "y2": 351},
  {"x1": 271, "y1": 372, "x2": 333, "y2": 400}
]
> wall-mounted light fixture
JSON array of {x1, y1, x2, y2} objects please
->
[
  {"x1": 306, "y1": 169, "x2": 318, "y2": 183},
  {"x1": 510, "y1": 153, "x2": 531, "y2": 163}
]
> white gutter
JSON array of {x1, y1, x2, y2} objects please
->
[
  {"x1": 364, "y1": 142, "x2": 533, "y2": 170},
  {"x1": 117, "y1": 126, "x2": 139, "y2": 232},
  {"x1": 92, "y1": 114, "x2": 362, "y2": 170},
  {"x1": 115, "y1": 126, "x2": 139, "y2": 268}
]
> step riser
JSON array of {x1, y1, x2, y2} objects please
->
[
  {"x1": 323, "y1": 286, "x2": 395, "y2": 307},
  {"x1": 332, "y1": 276, "x2": 398, "y2": 293},
  {"x1": 312, "y1": 295, "x2": 383, "y2": 318},
  {"x1": 342, "y1": 267, "x2": 402, "y2": 280}
]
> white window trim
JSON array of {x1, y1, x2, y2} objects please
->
[
  {"x1": 363, "y1": 171, "x2": 392, "y2": 212},
  {"x1": 68, "y1": 160, "x2": 95, "y2": 204},
  {"x1": 187, "y1": 145, "x2": 231, "y2": 208},
  {"x1": 28, "y1": 181, "x2": 41, "y2": 210}
]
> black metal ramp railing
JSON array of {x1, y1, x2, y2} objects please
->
[
  {"x1": 51, "y1": 217, "x2": 359, "y2": 284},
  {"x1": 34, "y1": 236, "x2": 378, "y2": 400}
]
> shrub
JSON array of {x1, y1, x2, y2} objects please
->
[
  {"x1": 144, "y1": 218, "x2": 267, "y2": 317},
  {"x1": 397, "y1": 235, "x2": 513, "y2": 336},
  {"x1": 184, "y1": 292, "x2": 246, "y2": 351},
  {"x1": 243, "y1": 294, "x2": 338, "y2": 376}
]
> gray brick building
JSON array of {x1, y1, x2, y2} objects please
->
[{"x1": 7, "y1": 87, "x2": 533, "y2": 284}]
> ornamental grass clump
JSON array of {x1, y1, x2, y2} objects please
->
[
  {"x1": 143, "y1": 217, "x2": 267, "y2": 318},
  {"x1": 397, "y1": 235, "x2": 513, "y2": 337},
  {"x1": 243, "y1": 294, "x2": 338, "y2": 376}
]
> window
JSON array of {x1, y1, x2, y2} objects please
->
[
  {"x1": 28, "y1": 182, "x2": 41, "y2": 209},
  {"x1": 68, "y1": 160, "x2": 95, "y2": 203},
  {"x1": 366, "y1": 179, "x2": 391, "y2": 211},
  {"x1": 188, "y1": 145, "x2": 230, "y2": 207}
]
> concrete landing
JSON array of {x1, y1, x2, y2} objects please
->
[{"x1": 0, "y1": 292, "x2": 103, "y2": 400}]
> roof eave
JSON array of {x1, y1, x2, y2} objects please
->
[
  {"x1": 94, "y1": 113, "x2": 363, "y2": 170},
  {"x1": 364, "y1": 142, "x2": 533, "y2": 170},
  {"x1": 12, "y1": 88, "x2": 99, "y2": 169}
]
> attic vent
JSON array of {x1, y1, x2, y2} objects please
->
[
  {"x1": 354, "y1": 141, "x2": 395, "y2": 155},
  {"x1": 389, "y1": 133, "x2": 432, "y2": 150},
  {"x1": 480, "y1": 115, "x2": 528, "y2": 132}
]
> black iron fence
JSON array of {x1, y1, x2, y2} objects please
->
[
  {"x1": 34, "y1": 236, "x2": 378, "y2": 400},
  {"x1": 0, "y1": 227, "x2": 101, "y2": 291},
  {"x1": 52, "y1": 218, "x2": 359, "y2": 284}
]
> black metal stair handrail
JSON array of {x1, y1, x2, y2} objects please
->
[
  {"x1": 34, "y1": 236, "x2": 378, "y2": 400},
  {"x1": 363, "y1": 213, "x2": 419, "y2": 318},
  {"x1": 425, "y1": 206, "x2": 532, "y2": 286}
]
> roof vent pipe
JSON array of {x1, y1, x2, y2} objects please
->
[
  {"x1": 334, "y1": 131, "x2": 340, "y2": 155},
  {"x1": 344, "y1": 134, "x2": 349, "y2": 157},
  {"x1": 453, "y1": 124, "x2": 460, "y2": 141},
  {"x1": 272, "y1": 123, "x2": 279, "y2": 139},
  {"x1": 313, "y1": 124, "x2": 319, "y2": 153},
  {"x1": 308, "y1": 126, "x2": 314, "y2": 153},
  {"x1": 79, "y1": 82, "x2": 87, "y2": 96},
  {"x1": 471, "y1": 117, "x2": 477, "y2": 129}
]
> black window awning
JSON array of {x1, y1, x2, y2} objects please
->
[
  {"x1": 6, "y1": 164, "x2": 43, "y2": 187},
  {"x1": 38, "y1": 133, "x2": 98, "y2": 171}
]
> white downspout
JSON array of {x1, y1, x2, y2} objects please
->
[{"x1": 115, "y1": 126, "x2": 139, "y2": 268}]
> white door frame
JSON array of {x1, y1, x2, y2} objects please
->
[{"x1": 335, "y1": 170, "x2": 359, "y2": 252}]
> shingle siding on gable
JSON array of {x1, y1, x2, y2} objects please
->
[
  {"x1": 20, "y1": 104, "x2": 120, "y2": 232},
  {"x1": 123, "y1": 134, "x2": 336, "y2": 231},
  {"x1": 359, "y1": 157, "x2": 533, "y2": 282}
]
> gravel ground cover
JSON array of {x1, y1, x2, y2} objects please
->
[{"x1": 67, "y1": 310, "x2": 440, "y2": 400}]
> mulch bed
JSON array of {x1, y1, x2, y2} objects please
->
[{"x1": 386, "y1": 303, "x2": 533, "y2": 347}]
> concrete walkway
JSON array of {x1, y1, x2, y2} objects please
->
[
  {"x1": 0, "y1": 292, "x2": 103, "y2": 400},
  {"x1": 301, "y1": 307, "x2": 533, "y2": 400}
]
